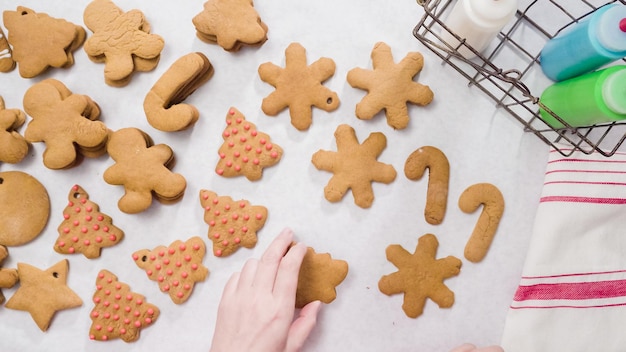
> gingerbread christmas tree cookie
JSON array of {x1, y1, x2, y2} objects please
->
[
  {"x1": 216, "y1": 107, "x2": 283, "y2": 181},
  {"x1": 258, "y1": 42, "x2": 340, "y2": 130},
  {"x1": 378, "y1": 234, "x2": 462, "y2": 318},
  {"x1": 347, "y1": 42, "x2": 434, "y2": 129},
  {"x1": 199, "y1": 190, "x2": 267, "y2": 257},
  {"x1": 132, "y1": 237, "x2": 209, "y2": 304},
  {"x1": 89, "y1": 270, "x2": 159, "y2": 342},
  {"x1": 54, "y1": 184, "x2": 124, "y2": 259},
  {"x1": 311, "y1": 124, "x2": 397, "y2": 208},
  {"x1": 296, "y1": 246, "x2": 348, "y2": 308}
]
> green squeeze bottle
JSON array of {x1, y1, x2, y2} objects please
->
[{"x1": 539, "y1": 65, "x2": 626, "y2": 129}]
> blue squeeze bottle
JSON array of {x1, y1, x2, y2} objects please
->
[{"x1": 539, "y1": 3, "x2": 626, "y2": 82}]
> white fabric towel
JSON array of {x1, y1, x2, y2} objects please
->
[{"x1": 501, "y1": 146, "x2": 626, "y2": 352}]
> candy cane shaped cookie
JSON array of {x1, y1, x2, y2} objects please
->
[
  {"x1": 0, "y1": 27, "x2": 15, "y2": 72},
  {"x1": 404, "y1": 146, "x2": 449, "y2": 225},
  {"x1": 458, "y1": 183, "x2": 504, "y2": 263}
]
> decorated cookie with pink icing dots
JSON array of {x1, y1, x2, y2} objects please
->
[
  {"x1": 199, "y1": 189, "x2": 267, "y2": 257},
  {"x1": 132, "y1": 237, "x2": 209, "y2": 304},
  {"x1": 55, "y1": 185, "x2": 124, "y2": 259},
  {"x1": 215, "y1": 107, "x2": 283, "y2": 181},
  {"x1": 89, "y1": 270, "x2": 159, "y2": 342}
]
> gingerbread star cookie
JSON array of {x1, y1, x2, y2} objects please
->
[
  {"x1": 132, "y1": 237, "x2": 209, "y2": 304},
  {"x1": 0, "y1": 96, "x2": 28, "y2": 164},
  {"x1": 23, "y1": 79, "x2": 109, "y2": 169},
  {"x1": 83, "y1": 0, "x2": 164, "y2": 86},
  {"x1": 89, "y1": 270, "x2": 159, "y2": 342},
  {"x1": 192, "y1": 0, "x2": 268, "y2": 51},
  {"x1": 0, "y1": 245, "x2": 18, "y2": 304},
  {"x1": 3, "y1": 6, "x2": 85, "y2": 78},
  {"x1": 216, "y1": 107, "x2": 283, "y2": 181},
  {"x1": 258, "y1": 42, "x2": 340, "y2": 130},
  {"x1": 347, "y1": 42, "x2": 434, "y2": 129},
  {"x1": 0, "y1": 27, "x2": 15, "y2": 72},
  {"x1": 378, "y1": 234, "x2": 462, "y2": 318},
  {"x1": 6, "y1": 259, "x2": 82, "y2": 331},
  {"x1": 0, "y1": 171, "x2": 50, "y2": 247},
  {"x1": 199, "y1": 190, "x2": 267, "y2": 257},
  {"x1": 55, "y1": 184, "x2": 124, "y2": 259},
  {"x1": 311, "y1": 124, "x2": 397, "y2": 208},
  {"x1": 104, "y1": 127, "x2": 186, "y2": 214},
  {"x1": 296, "y1": 246, "x2": 348, "y2": 308}
]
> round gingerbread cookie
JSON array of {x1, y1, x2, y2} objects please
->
[{"x1": 0, "y1": 171, "x2": 50, "y2": 246}]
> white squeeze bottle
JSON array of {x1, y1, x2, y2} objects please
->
[{"x1": 439, "y1": 0, "x2": 518, "y2": 59}]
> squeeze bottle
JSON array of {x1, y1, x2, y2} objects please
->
[
  {"x1": 539, "y1": 65, "x2": 626, "y2": 128},
  {"x1": 439, "y1": 0, "x2": 518, "y2": 59},
  {"x1": 539, "y1": 3, "x2": 626, "y2": 82}
]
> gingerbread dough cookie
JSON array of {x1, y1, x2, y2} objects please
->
[
  {"x1": 192, "y1": 0, "x2": 268, "y2": 51},
  {"x1": 0, "y1": 171, "x2": 50, "y2": 247},
  {"x1": 216, "y1": 107, "x2": 283, "y2": 181},
  {"x1": 296, "y1": 246, "x2": 348, "y2": 309},
  {"x1": 89, "y1": 270, "x2": 159, "y2": 342},
  {"x1": 144, "y1": 52, "x2": 213, "y2": 132},
  {"x1": 133, "y1": 237, "x2": 209, "y2": 304},
  {"x1": 347, "y1": 42, "x2": 433, "y2": 129},
  {"x1": 83, "y1": 0, "x2": 164, "y2": 86},
  {"x1": 0, "y1": 27, "x2": 15, "y2": 72},
  {"x1": 312, "y1": 124, "x2": 397, "y2": 208},
  {"x1": 0, "y1": 245, "x2": 18, "y2": 304},
  {"x1": 378, "y1": 234, "x2": 462, "y2": 318},
  {"x1": 0, "y1": 96, "x2": 28, "y2": 164},
  {"x1": 6, "y1": 259, "x2": 82, "y2": 331},
  {"x1": 404, "y1": 146, "x2": 450, "y2": 225},
  {"x1": 259, "y1": 42, "x2": 340, "y2": 130},
  {"x1": 459, "y1": 183, "x2": 505, "y2": 263},
  {"x1": 23, "y1": 79, "x2": 109, "y2": 169},
  {"x1": 55, "y1": 184, "x2": 124, "y2": 258},
  {"x1": 199, "y1": 190, "x2": 267, "y2": 257},
  {"x1": 3, "y1": 6, "x2": 85, "y2": 78},
  {"x1": 103, "y1": 127, "x2": 186, "y2": 214}
]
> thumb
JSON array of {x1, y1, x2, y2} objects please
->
[{"x1": 286, "y1": 300, "x2": 322, "y2": 352}]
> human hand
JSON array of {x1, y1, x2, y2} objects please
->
[
  {"x1": 450, "y1": 343, "x2": 504, "y2": 352},
  {"x1": 210, "y1": 227, "x2": 322, "y2": 352}
]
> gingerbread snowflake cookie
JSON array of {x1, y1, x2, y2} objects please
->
[
  {"x1": 378, "y1": 234, "x2": 462, "y2": 318},
  {"x1": 83, "y1": 0, "x2": 164, "y2": 86},
  {"x1": 312, "y1": 124, "x2": 397, "y2": 208},
  {"x1": 192, "y1": 0, "x2": 268, "y2": 51},
  {"x1": 216, "y1": 107, "x2": 282, "y2": 181},
  {"x1": 132, "y1": 237, "x2": 209, "y2": 304},
  {"x1": 347, "y1": 42, "x2": 434, "y2": 129},
  {"x1": 259, "y1": 42, "x2": 340, "y2": 130},
  {"x1": 199, "y1": 190, "x2": 267, "y2": 257},
  {"x1": 0, "y1": 96, "x2": 28, "y2": 164},
  {"x1": 296, "y1": 246, "x2": 348, "y2": 308},
  {"x1": 89, "y1": 270, "x2": 159, "y2": 342},
  {"x1": 54, "y1": 185, "x2": 124, "y2": 259}
]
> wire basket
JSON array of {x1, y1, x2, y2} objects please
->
[{"x1": 413, "y1": 0, "x2": 626, "y2": 157}]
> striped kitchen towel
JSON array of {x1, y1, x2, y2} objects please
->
[{"x1": 501, "y1": 146, "x2": 626, "y2": 352}]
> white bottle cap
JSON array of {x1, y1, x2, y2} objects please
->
[
  {"x1": 603, "y1": 68, "x2": 626, "y2": 115},
  {"x1": 467, "y1": 0, "x2": 518, "y2": 28},
  {"x1": 597, "y1": 4, "x2": 626, "y2": 53}
]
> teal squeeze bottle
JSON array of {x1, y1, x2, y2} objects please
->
[
  {"x1": 539, "y1": 65, "x2": 626, "y2": 128},
  {"x1": 539, "y1": 3, "x2": 626, "y2": 82}
]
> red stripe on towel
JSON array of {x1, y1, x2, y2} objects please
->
[
  {"x1": 540, "y1": 196, "x2": 626, "y2": 204},
  {"x1": 514, "y1": 279, "x2": 626, "y2": 302}
]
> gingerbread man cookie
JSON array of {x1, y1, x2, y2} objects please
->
[
  {"x1": 347, "y1": 42, "x2": 434, "y2": 129},
  {"x1": 23, "y1": 79, "x2": 109, "y2": 169},
  {"x1": 258, "y1": 42, "x2": 340, "y2": 130},
  {"x1": 192, "y1": 0, "x2": 268, "y2": 51},
  {"x1": 311, "y1": 124, "x2": 397, "y2": 208},
  {"x1": 296, "y1": 246, "x2": 349, "y2": 308},
  {"x1": 216, "y1": 107, "x2": 283, "y2": 181},
  {"x1": 103, "y1": 127, "x2": 187, "y2": 214},
  {"x1": 378, "y1": 234, "x2": 462, "y2": 318},
  {"x1": 55, "y1": 184, "x2": 124, "y2": 259},
  {"x1": 0, "y1": 245, "x2": 18, "y2": 304},
  {"x1": 0, "y1": 96, "x2": 28, "y2": 164},
  {"x1": 3, "y1": 6, "x2": 85, "y2": 78},
  {"x1": 132, "y1": 237, "x2": 209, "y2": 304},
  {"x1": 83, "y1": 0, "x2": 164, "y2": 86},
  {"x1": 199, "y1": 190, "x2": 267, "y2": 257},
  {"x1": 0, "y1": 27, "x2": 15, "y2": 72}
]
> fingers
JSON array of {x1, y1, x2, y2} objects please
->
[
  {"x1": 236, "y1": 258, "x2": 259, "y2": 290},
  {"x1": 273, "y1": 241, "x2": 307, "y2": 303},
  {"x1": 253, "y1": 227, "x2": 295, "y2": 291},
  {"x1": 286, "y1": 300, "x2": 322, "y2": 352},
  {"x1": 450, "y1": 344, "x2": 504, "y2": 352}
]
